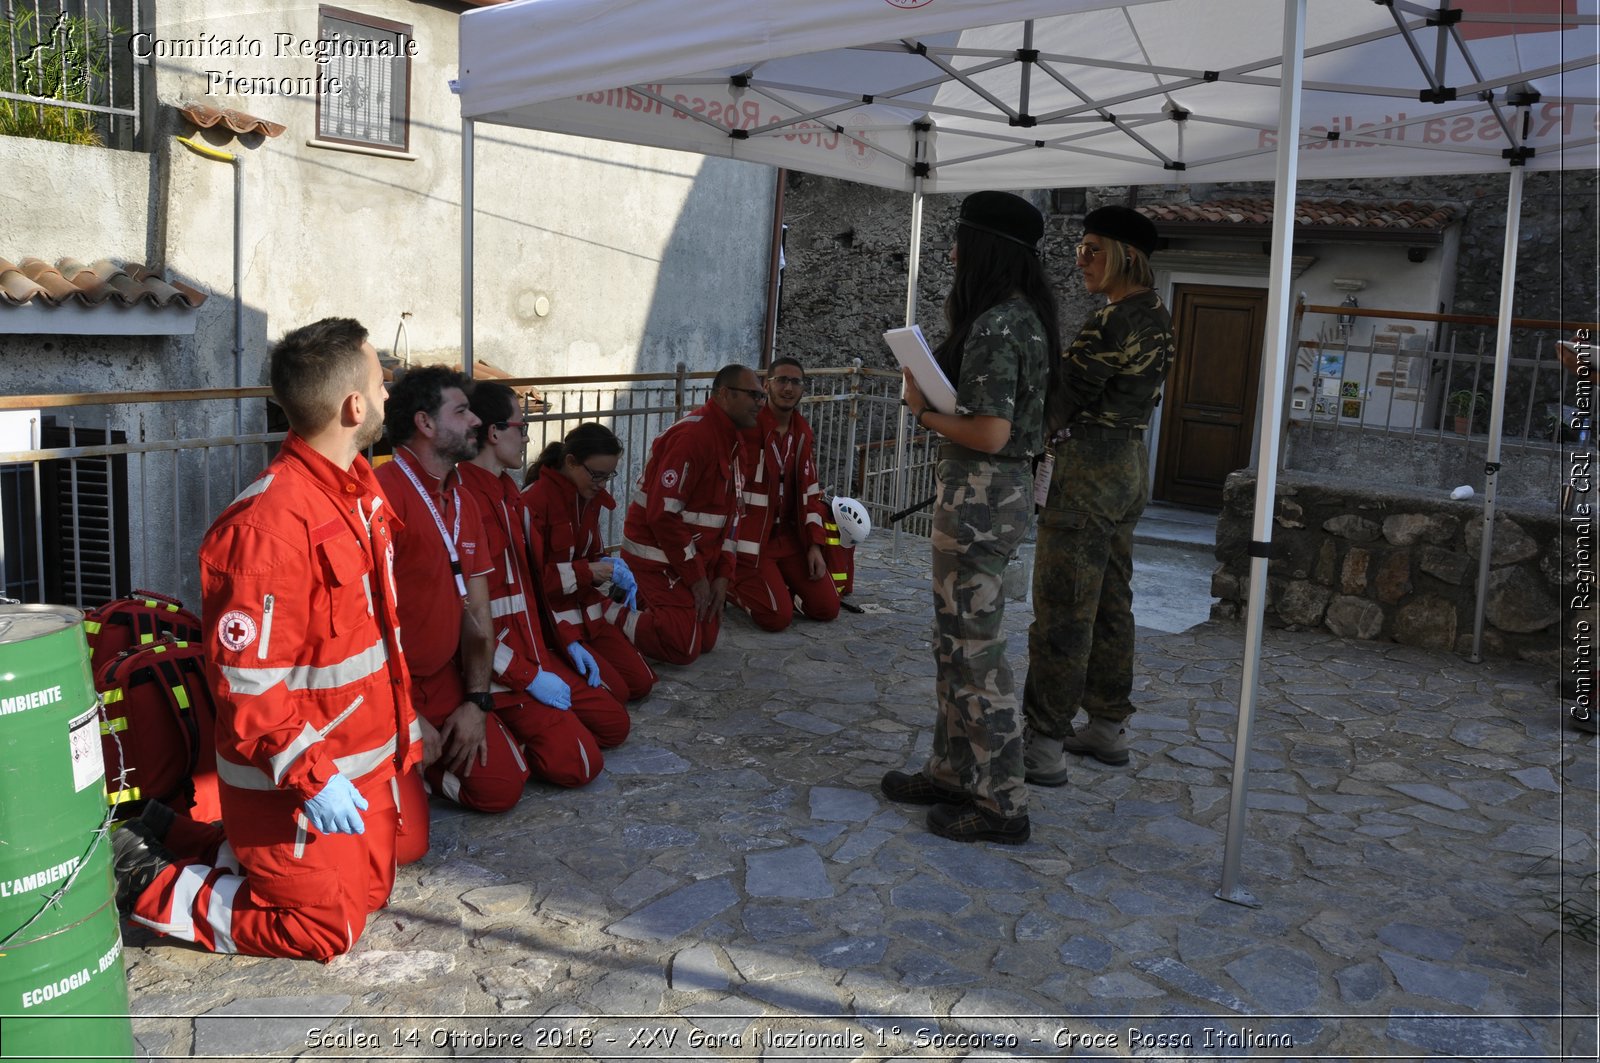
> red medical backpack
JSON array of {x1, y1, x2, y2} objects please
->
[
  {"x1": 95, "y1": 635, "x2": 220, "y2": 822},
  {"x1": 84, "y1": 590, "x2": 203, "y2": 675}
]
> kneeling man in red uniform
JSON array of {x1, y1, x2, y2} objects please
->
[
  {"x1": 377, "y1": 367, "x2": 533, "y2": 816},
  {"x1": 113, "y1": 317, "x2": 422, "y2": 960},
  {"x1": 729, "y1": 357, "x2": 840, "y2": 630},
  {"x1": 620, "y1": 365, "x2": 762, "y2": 665}
]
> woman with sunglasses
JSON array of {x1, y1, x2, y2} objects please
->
[
  {"x1": 523, "y1": 423, "x2": 657, "y2": 702},
  {"x1": 884, "y1": 191, "x2": 1059, "y2": 845},
  {"x1": 1022, "y1": 206, "x2": 1174, "y2": 782}
]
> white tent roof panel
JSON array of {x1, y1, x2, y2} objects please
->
[{"x1": 458, "y1": 0, "x2": 1598, "y2": 191}]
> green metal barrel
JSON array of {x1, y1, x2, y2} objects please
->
[{"x1": 0, "y1": 605, "x2": 134, "y2": 1062}]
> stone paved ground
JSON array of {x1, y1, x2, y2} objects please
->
[{"x1": 124, "y1": 536, "x2": 1599, "y2": 1062}]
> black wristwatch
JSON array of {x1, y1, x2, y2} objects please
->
[{"x1": 466, "y1": 691, "x2": 494, "y2": 713}]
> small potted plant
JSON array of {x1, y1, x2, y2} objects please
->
[{"x1": 1446, "y1": 389, "x2": 1480, "y2": 434}]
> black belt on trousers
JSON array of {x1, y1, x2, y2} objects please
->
[{"x1": 1068, "y1": 423, "x2": 1144, "y2": 441}]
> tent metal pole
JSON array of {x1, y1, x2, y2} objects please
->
[
  {"x1": 1470, "y1": 160, "x2": 1526, "y2": 661},
  {"x1": 462, "y1": 117, "x2": 476, "y2": 376},
  {"x1": 1218, "y1": 0, "x2": 1306, "y2": 909},
  {"x1": 892, "y1": 124, "x2": 928, "y2": 562}
]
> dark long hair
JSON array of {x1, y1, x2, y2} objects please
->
[
  {"x1": 932, "y1": 226, "x2": 1061, "y2": 387},
  {"x1": 530, "y1": 422, "x2": 623, "y2": 485}
]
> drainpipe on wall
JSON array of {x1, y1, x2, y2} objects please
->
[
  {"x1": 761, "y1": 169, "x2": 787, "y2": 370},
  {"x1": 175, "y1": 135, "x2": 244, "y2": 493}
]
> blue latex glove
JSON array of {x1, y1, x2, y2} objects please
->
[
  {"x1": 303, "y1": 773, "x2": 368, "y2": 835},
  {"x1": 566, "y1": 641, "x2": 603, "y2": 688},
  {"x1": 527, "y1": 669, "x2": 572, "y2": 710},
  {"x1": 609, "y1": 553, "x2": 639, "y2": 610}
]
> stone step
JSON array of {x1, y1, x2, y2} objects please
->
[{"x1": 1134, "y1": 503, "x2": 1218, "y2": 554}]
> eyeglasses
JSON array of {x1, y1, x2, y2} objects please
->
[
  {"x1": 493, "y1": 420, "x2": 529, "y2": 438},
  {"x1": 769, "y1": 375, "x2": 805, "y2": 389},
  {"x1": 726, "y1": 386, "x2": 769, "y2": 404},
  {"x1": 583, "y1": 465, "x2": 617, "y2": 484},
  {"x1": 1075, "y1": 242, "x2": 1106, "y2": 260}
]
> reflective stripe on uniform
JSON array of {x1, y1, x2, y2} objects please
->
[
  {"x1": 558, "y1": 562, "x2": 579, "y2": 596},
  {"x1": 220, "y1": 637, "x2": 389, "y2": 696},
  {"x1": 682, "y1": 510, "x2": 726, "y2": 528},
  {"x1": 268, "y1": 723, "x2": 320, "y2": 786},
  {"x1": 227, "y1": 473, "x2": 275, "y2": 509},
  {"x1": 216, "y1": 734, "x2": 400, "y2": 791},
  {"x1": 489, "y1": 592, "x2": 527, "y2": 619},
  {"x1": 623, "y1": 536, "x2": 691, "y2": 565}
]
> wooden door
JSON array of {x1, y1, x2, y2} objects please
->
[{"x1": 1154, "y1": 284, "x2": 1267, "y2": 508}]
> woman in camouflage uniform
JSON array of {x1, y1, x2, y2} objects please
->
[
  {"x1": 1023, "y1": 206, "x2": 1175, "y2": 782},
  {"x1": 881, "y1": 191, "x2": 1059, "y2": 845}
]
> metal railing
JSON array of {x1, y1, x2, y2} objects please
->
[
  {"x1": 0, "y1": 364, "x2": 919, "y2": 608},
  {"x1": 2, "y1": 0, "x2": 141, "y2": 150},
  {"x1": 1282, "y1": 306, "x2": 1595, "y2": 488}
]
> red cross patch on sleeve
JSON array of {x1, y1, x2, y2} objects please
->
[{"x1": 217, "y1": 609, "x2": 257, "y2": 652}]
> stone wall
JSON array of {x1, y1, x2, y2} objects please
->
[
  {"x1": 774, "y1": 170, "x2": 1596, "y2": 372},
  {"x1": 1211, "y1": 469, "x2": 1573, "y2": 664}
]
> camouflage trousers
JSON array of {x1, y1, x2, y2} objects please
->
[
  {"x1": 925, "y1": 456, "x2": 1034, "y2": 819},
  {"x1": 1023, "y1": 437, "x2": 1149, "y2": 738}
]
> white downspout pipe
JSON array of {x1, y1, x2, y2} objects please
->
[
  {"x1": 462, "y1": 116, "x2": 475, "y2": 376},
  {"x1": 175, "y1": 135, "x2": 243, "y2": 493}
]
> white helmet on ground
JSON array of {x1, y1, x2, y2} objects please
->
[{"x1": 831, "y1": 496, "x2": 871, "y2": 546}]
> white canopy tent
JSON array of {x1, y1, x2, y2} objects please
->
[
  {"x1": 458, "y1": 0, "x2": 1593, "y2": 190},
  {"x1": 455, "y1": 0, "x2": 1598, "y2": 902}
]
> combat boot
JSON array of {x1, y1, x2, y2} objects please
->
[
  {"x1": 1024, "y1": 732, "x2": 1070, "y2": 787},
  {"x1": 112, "y1": 819, "x2": 174, "y2": 917},
  {"x1": 1062, "y1": 716, "x2": 1130, "y2": 766},
  {"x1": 927, "y1": 802, "x2": 1030, "y2": 845}
]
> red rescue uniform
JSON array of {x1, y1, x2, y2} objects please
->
[
  {"x1": 523, "y1": 465, "x2": 656, "y2": 700},
  {"x1": 376, "y1": 448, "x2": 531, "y2": 813},
  {"x1": 620, "y1": 400, "x2": 743, "y2": 665},
  {"x1": 128, "y1": 432, "x2": 422, "y2": 960},
  {"x1": 730, "y1": 405, "x2": 839, "y2": 630}
]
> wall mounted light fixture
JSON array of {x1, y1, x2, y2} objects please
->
[{"x1": 1331, "y1": 277, "x2": 1366, "y2": 336}]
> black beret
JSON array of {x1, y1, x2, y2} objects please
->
[
  {"x1": 959, "y1": 191, "x2": 1044, "y2": 251},
  {"x1": 1082, "y1": 205, "x2": 1159, "y2": 258}
]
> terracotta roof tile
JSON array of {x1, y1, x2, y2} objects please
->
[
  {"x1": 176, "y1": 101, "x2": 286, "y2": 138},
  {"x1": 0, "y1": 257, "x2": 206, "y2": 309},
  {"x1": 1141, "y1": 197, "x2": 1460, "y2": 232}
]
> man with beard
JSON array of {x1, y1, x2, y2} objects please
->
[
  {"x1": 729, "y1": 357, "x2": 840, "y2": 630},
  {"x1": 112, "y1": 318, "x2": 424, "y2": 958},
  {"x1": 377, "y1": 366, "x2": 532, "y2": 818}
]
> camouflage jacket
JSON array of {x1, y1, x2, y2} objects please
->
[
  {"x1": 952, "y1": 296, "x2": 1048, "y2": 461},
  {"x1": 1048, "y1": 289, "x2": 1175, "y2": 433}
]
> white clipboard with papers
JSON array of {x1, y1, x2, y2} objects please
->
[{"x1": 883, "y1": 325, "x2": 958, "y2": 414}]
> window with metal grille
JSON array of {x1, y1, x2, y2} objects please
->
[
  {"x1": 2, "y1": 421, "x2": 131, "y2": 606},
  {"x1": 1, "y1": 0, "x2": 143, "y2": 151},
  {"x1": 314, "y1": 6, "x2": 411, "y2": 152}
]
